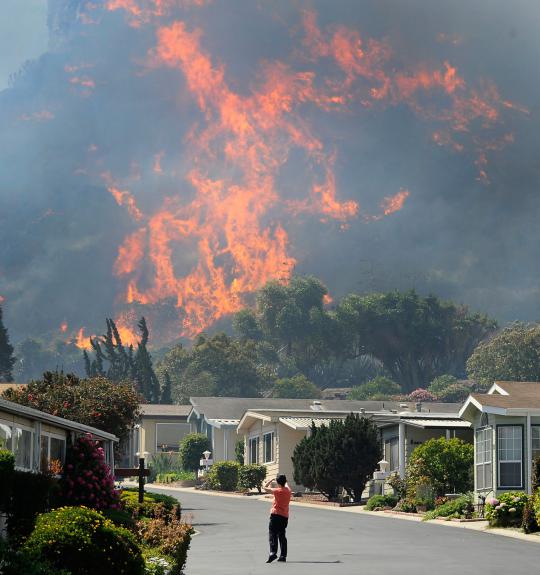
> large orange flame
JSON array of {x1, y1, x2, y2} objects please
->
[{"x1": 92, "y1": 3, "x2": 525, "y2": 340}]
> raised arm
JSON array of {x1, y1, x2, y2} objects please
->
[{"x1": 263, "y1": 478, "x2": 276, "y2": 494}]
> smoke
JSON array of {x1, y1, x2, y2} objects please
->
[{"x1": 1, "y1": 0, "x2": 539, "y2": 346}]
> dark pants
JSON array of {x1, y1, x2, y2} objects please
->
[{"x1": 269, "y1": 513, "x2": 288, "y2": 558}]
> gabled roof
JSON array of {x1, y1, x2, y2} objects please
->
[
  {"x1": 139, "y1": 404, "x2": 192, "y2": 418},
  {"x1": 190, "y1": 396, "x2": 462, "y2": 423},
  {"x1": 460, "y1": 381, "x2": 540, "y2": 419}
]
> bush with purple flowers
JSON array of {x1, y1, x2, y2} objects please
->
[{"x1": 60, "y1": 434, "x2": 120, "y2": 511}]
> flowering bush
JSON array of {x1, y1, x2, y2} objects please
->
[
  {"x1": 120, "y1": 488, "x2": 181, "y2": 520},
  {"x1": 138, "y1": 517, "x2": 193, "y2": 575},
  {"x1": 60, "y1": 434, "x2": 120, "y2": 511},
  {"x1": 407, "y1": 389, "x2": 438, "y2": 402},
  {"x1": 485, "y1": 492, "x2": 528, "y2": 527},
  {"x1": 23, "y1": 506, "x2": 145, "y2": 575},
  {"x1": 145, "y1": 556, "x2": 172, "y2": 575}
]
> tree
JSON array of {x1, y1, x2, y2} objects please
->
[
  {"x1": 406, "y1": 437, "x2": 474, "y2": 496},
  {"x1": 271, "y1": 375, "x2": 321, "y2": 399},
  {"x1": 0, "y1": 306, "x2": 15, "y2": 382},
  {"x1": 179, "y1": 433, "x2": 211, "y2": 472},
  {"x1": 133, "y1": 317, "x2": 160, "y2": 402},
  {"x1": 428, "y1": 374, "x2": 459, "y2": 396},
  {"x1": 348, "y1": 376, "x2": 401, "y2": 400},
  {"x1": 160, "y1": 371, "x2": 173, "y2": 404},
  {"x1": 84, "y1": 317, "x2": 160, "y2": 402},
  {"x1": 157, "y1": 334, "x2": 270, "y2": 400},
  {"x1": 407, "y1": 389, "x2": 437, "y2": 402},
  {"x1": 436, "y1": 383, "x2": 471, "y2": 402},
  {"x1": 336, "y1": 290, "x2": 496, "y2": 392},
  {"x1": 292, "y1": 414, "x2": 381, "y2": 501},
  {"x1": 467, "y1": 322, "x2": 540, "y2": 387},
  {"x1": 235, "y1": 439, "x2": 245, "y2": 465},
  {"x1": 2, "y1": 371, "x2": 141, "y2": 442}
]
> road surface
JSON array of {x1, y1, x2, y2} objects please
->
[{"x1": 148, "y1": 487, "x2": 540, "y2": 575}]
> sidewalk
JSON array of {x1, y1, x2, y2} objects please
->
[{"x1": 136, "y1": 482, "x2": 540, "y2": 545}]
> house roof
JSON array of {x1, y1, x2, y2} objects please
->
[
  {"x1": 0, "y1": 397, "x2": 118, "y2": 442},
  {"x1": 190, "y1": 396, "x2": 462, "y2": 423},
  {"x1": 139, "y1": 404, "x2": 192, "y2": 418},
  {"x1": 460, "y1": 381, "x2": 540, "y2": 419},
  {"x1": 398, "y1": 418, "x2": 471, "y2": 429}
]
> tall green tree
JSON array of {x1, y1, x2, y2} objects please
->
[
  {"x1": 133, "y1": 317, "x2": 160, "y2": 402},
  {"x1": 0, "y1": 306, "x2": 15, "y2": 382},
  {"x1": 348, "y1": 376, "x2": 401, "y2": 400},
  {"x1": 157, "y1": 334, "x2": 271, "y2": 401},
  {"x1": 467, "y1": 322, "x2": 540, "y2": 387},
  {"x1": 293, "y1": 414, "x2": 381, "y2": 501},
  {"x1": 336, "y1": 290, "x2": 495, "y2": 391},
  {"x1": 84, "y1": 317, "x2": 159, "y2": 402}
]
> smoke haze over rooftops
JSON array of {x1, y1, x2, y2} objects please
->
[{"x1": 0, "y1": 0, "x2": 539, "y2": 345}]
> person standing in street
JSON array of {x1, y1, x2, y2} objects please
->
[{"x1": 264, "y1": 474, "x2": 291, "y2": 563}]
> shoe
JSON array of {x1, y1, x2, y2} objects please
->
[
  {"x1": 266, "y1": 555, "x2": 277, "y2": 563},
  {"x1": 277, "y1": 557, "x2": 286, "y2": 562}
]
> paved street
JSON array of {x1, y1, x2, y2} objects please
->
[{"x1": 149, "y1": 487, "x2": 540, "y2": 575}]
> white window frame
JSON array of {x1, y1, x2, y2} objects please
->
[
  {"x1": 497, "y1": 425, "x2": 523, "y2": 489},
  {"x1": 475, "y1": 427, "x2": 492, "y2": 490},
  {"x1": 263, "y1": 431, "x2": 275, "y2": 464},
  {"x1": 12, "y1": 422, "x2": 34, "y2": 471},
  {"x1": 155, "y1": 422, "x2": 191, "y2": 453},
  {"x1": 248, "y1": 436, "x2": 259, "y2": 464}
]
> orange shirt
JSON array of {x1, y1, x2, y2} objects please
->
[{"x1": 271, "y1": 486, "x2": 291, "y2": 518}]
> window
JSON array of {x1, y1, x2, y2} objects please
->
[
  {"x1": 40, "y1": 434, "x2": 66, "y2": 473},
  {"x1": 532, "y1": 426, "x2": 540, "y2": 463},
  {"x1": 475, "y1": 427, "x2": 492, "y2": 490},
  {"x1": 498, "y1": 425, "x2": 523, "y2": 489},
  {"x1": 263, "y1": 432, "x2": 274, "y2": 463},
  {"x1": 13, "y1": 427, "x2": 33, "y2": 470},
  {"x1": 249, "y1": 437, "x2": 259, "y2": 464},
  {"x1": 155, "y1": 423, "x2": 191, "y2": 452}
]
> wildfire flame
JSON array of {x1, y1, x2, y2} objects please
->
[{"x1": 87, "y1": 2, "x2": 525, "y2": 340}]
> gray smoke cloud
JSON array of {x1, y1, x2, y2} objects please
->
[{"x1": 1, "y1": 0, "x2": 539, "y2": 346}]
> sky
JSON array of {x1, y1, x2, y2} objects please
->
[
  {"x1": 0, "y1": 0, "x2": 539, "y2": 348},
  {"x1": 0, "y1": 0, "x2": 49, "y2": 91}
]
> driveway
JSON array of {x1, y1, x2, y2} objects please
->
[{"x1": 148, "y1": 487, "x2": 539, "y2": 575}]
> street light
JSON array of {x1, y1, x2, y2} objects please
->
[{"x1": 373, "y1": 459, "x2": 390, "y2": 495}]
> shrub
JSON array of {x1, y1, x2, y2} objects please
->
[
  {"x1": 144, "y1": 555, "x2": 173, "y2": 575},
  {"x1": 238, "y1": 464, "x2": 267, "y2": 493},
  {"x1": 413, "y1": 480, "x2": 435, "y2": 510},
  {"x1": 0, "y1": 538, "x2": 68, "y2": 575},
  {"x1": 522, "y1": 498, "x2": 538, "y2": 534},
  {"x1": 485, "y1": 492, "x2": 528, "y2": 527},
  {"x1": 423, "y1": 494, "x2": 474, "y2": 520},
  {"x1": 155, "y1": 470, "x2": 196, "y2": 484},
  {"x1": 235, "y1": 439, "x2": 245, "y2": 465},
  {"x1": 138, "y1": 517, "x2": 193, "y2": 575},
  {"x1": 0, "y1": 449, "x2": 15, "y2": 511},
  {"x1": 365, "y1": 494, "x2": 398, "y2": 510},
  {"x1": 387, "y1": 472, "x2": 406, "y2": 499},
  {"x1": 436, "y1": 383, "x2": 471, "y2": 402},
  {"x1": 102, "y1": 507, "x2": 137, "y2": 532},
  {"x1": 60, "y1": 434, "x2": 120, "y2": 511},
  {"x1": 406, "y1": 437, "x2": 474, "y2": 496},
  {"x1": 407, "y1": 389, "x2": 437, "y2": 402},
  {"x1": 148, "y1": 452, "x2": 183, "y2": 483},
  {"x1": 428, "y1": 375, "x2": 459, "y2": 396},
  {"x1": 532, "y1": 456, "x2": 540, "y2": 492},
  {"x1": 8, "y1": 470, "x2": 58, "y2": 543},
  {"x1": 179, "y1": 433, "x2": 211, "y2": 472},
  {"x1": 207, "y1": 461, "x2": 241, "y2": 491},
  {"x1": 23, "y1": 506, "x2": 145, "y2": 575},
  {"x1": 120, "y1": 488, "x2": 181, "y2": 520},
  {"x1": 348, "y1": 377, "x2": 401, "y2": 400}
]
